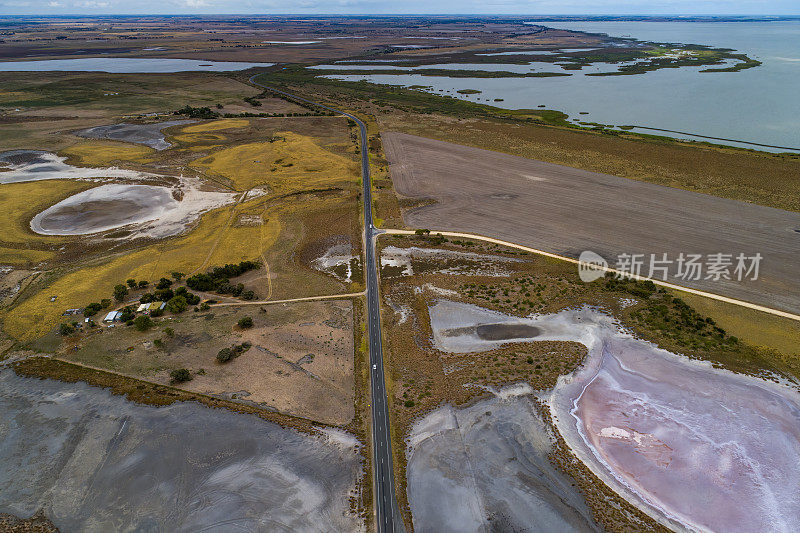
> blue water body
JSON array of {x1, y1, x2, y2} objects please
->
[
  {"x1": 318, "y1": 21, "x2": 800, "y2": 152},
  {"x1": 0, "y1": 57, "x2": 274, "y2": 73}
]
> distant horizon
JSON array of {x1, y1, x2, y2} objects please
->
[{"x1": 1, "y1": 13, "x2": 800, "y2": 18}]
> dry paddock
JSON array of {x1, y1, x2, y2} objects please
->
[{"x1": 382, "y1": 132, "x2": 800, "y2": 314}]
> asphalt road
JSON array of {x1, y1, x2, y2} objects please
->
[{"x1": 250, "y1": 76, "x2": 403, "y2": 533}]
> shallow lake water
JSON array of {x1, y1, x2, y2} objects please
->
[
  {"x1": 428, "y1": 299, "x2": 800, "y2": 532},
  {"x1": 319, "y1": 21, "x2": 800, "y2": 152},
  {"x1": 0, "y1": 57, "x2": 274, "y2": 73},
  {"x1": 0, "y1": 370, "x2": 363, "y2": 532}
]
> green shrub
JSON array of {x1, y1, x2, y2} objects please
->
[
  {"x1": 170, "y1": 368, "x2": 192, "y2": 383},
  {"x1": 216, "y1": 342, "x2": 251, "y2": 363},
  {"x1": 133, "y1": 315, "x2": 154, "y2": 331},
  {"x1": 237, "y1": 316, "x2": 254, "y2": 329},
  {"x1": 113, "y1": 284, "x2": 128, "y2": 302},
  {"x1": 166, "y1": 295, "x2": 188, "y2": 314},
  {"x1": 216, "y1": 347, "x2": 234, "y2": 363},
  {"x1": 59, "y1": 323, "x2": 75, "y2": 336},
  {"x1": 175, "y1": 286, "x2": 200, "y2": 305},
  {"x1": 154, "y1": 288, "x2": 174, "y2": 301},
  {"x1": 83, "y1": 302, "x2": 103, "y2": 317}
]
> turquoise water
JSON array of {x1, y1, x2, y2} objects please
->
[
  {"x1": 319, "y1": 21, "x2": 800, "y2": 152},
  {"x1": 0, "y1": 57, "x2": 274, "y2": 73}
]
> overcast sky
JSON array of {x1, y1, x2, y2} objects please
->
[{"x1": 0, "y1": 0, "x2": 797, "y2": 16}]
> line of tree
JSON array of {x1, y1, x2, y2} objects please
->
[
  {"x1": 186, "y1": 260, "x2": 259, "y2": 299},
  {"x1": 174, "y1": 105, "x2": 219, "y2": 119}
]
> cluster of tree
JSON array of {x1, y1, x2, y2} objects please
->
[
  {"x1": 139, "y1": 284, "x2": 200, "y2": 310},
  {"x1": 243, "y1": 96, "x2": 262, "y2": 107},
  {"x1": 216, "y1": 342, "x2": 252, "y2": 364},
  {"x1": 185, "y1": 260, "x2": 259, "y2": 300},
  {"x1": 118, "y1": 307, "x2": 135, "y2": 323},
  {"x1": 126, "y1": 278, "x2": 149, "y2": 289},
  {"x1": 83, "y1": 298, "x2": 113, "y2": 317},
  {"x1": 174, "y1": 105, "x2": 219, "y2": 119},
  {"x1": 166, "y1": 287, "x2": 201, "y2": 314}
]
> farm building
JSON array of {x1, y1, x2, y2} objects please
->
[
  {"x1": 148, "y1": 302, "x2": 166, "y2": 312},
  {"x1": 103, "y1": 311, "x2": 122, "y2": 322}
]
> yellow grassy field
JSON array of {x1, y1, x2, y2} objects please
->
[
  {"x1": 189, "y1": 132, "x2": 358, "y2": 191},
  {"x1": 0, "y1": 248, "x2": 54, "y2": 265},
  {"x1": 676, "y1": 290, "x2": 800, "y2": 357},
  {"x1": 181, "y1": 118, "x2": 250, "y2": 133},
  {"x1": 172, "y1": 132, "x2": 228, "y2": 145},
  {"x1": 59, "y1": 140, "x2": 154, "y2": 165},
  {"x1": 0, "y1": 179, "x2": 97, "y2": 244},
  {"x1": 3, "y1": 196, "x2": 277, "y2": 340}
]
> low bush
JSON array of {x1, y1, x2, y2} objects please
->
[
  {"x1": 133, "y1": 315, "x2": 154, "y2": 331},
  {"x1": 216, "y1": 342, "x2": 252, "y2": 364},
  {"x1": 170, "y1": 368, "x2": 193, "y2": 383}
]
